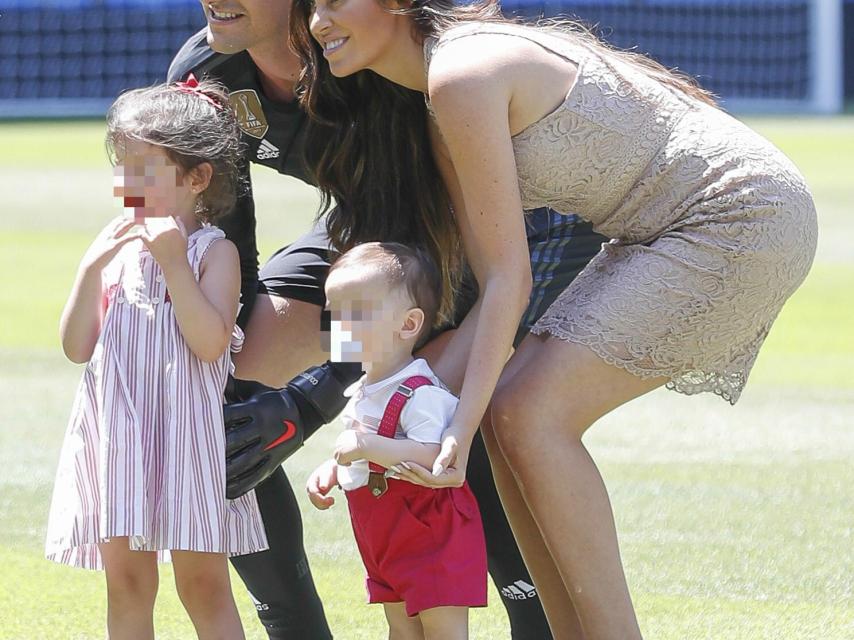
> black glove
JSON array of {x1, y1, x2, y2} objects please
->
[{"x1": 224, "y1": 362, "x2": 362, "y2": 499}]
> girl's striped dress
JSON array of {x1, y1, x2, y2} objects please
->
[{"x1": 46, "y1": 224, "x2": 268, "y2": 569}]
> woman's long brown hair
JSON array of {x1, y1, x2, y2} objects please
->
[{"x1": 289, "y1": 0, "x2": 716, "y2": 326}]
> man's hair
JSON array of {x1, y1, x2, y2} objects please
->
[{"x1": 330, "y1": 242, "x2": 442, "y2": 346}]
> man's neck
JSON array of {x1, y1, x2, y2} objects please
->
[{"x1": 247, "y1": 43, "x2": 302, "y2": 104}]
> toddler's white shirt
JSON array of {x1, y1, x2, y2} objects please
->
[{"x1": 337, "y1": 358, "x2": 458, "y2": 491}]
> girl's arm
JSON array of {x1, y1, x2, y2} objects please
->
[
  {"x1": 142, "y1": 219, "x2": 240, "y2": 362},
  {"x1": 425, "y1": 43, "x2": 533, "y2": 478},
  {"x1": 60, "y1": 217, "x2": 140, "y2": 363},
  {"x1": 60, "y1": 267, "x2": 107, "y2": 364}
]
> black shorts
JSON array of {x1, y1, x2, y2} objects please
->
[{"x1": 256, "y1": 210, "x2": 607, "y2": 344}]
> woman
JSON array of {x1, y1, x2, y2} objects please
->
[{"x1": 290, "y1": 1, "x2": 818, "y2": 637}]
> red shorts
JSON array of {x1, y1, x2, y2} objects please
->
[{"x1": 345, "y1": 478, "x2": 488, "y2": 616}]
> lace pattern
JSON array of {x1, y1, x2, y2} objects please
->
[{"x1": 424, "y1": 23, "x2": 818, "y2": 403}]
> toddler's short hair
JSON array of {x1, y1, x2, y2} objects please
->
[
  {"x1": 105, "y1": 79, "x2": 244, "y2": 222},
  {"x1": 330, "y1": 242, "x2": 441, "y2": 346}
]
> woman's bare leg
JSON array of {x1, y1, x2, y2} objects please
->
[
  {"x1": 98, "y1": 538, "x2": 158, "y2": 640},
  {"x1": 491, "y1": 336, "x2": 665, "y2": 640},
  {"x1": 479, "y1": 341, "x2": 587, "y2": 639}
]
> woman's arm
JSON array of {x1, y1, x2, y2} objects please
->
[
  {"x1": 426, "y1": 44, "x2": 533, "y2": 475},
  {"x1": 142, "y1": 218, "x2": 240, "y2": 362}
]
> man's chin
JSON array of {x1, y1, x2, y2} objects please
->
[{"x1": 205, "y1": 26, "x2": 248, "y2": 55}]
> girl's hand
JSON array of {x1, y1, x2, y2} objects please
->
[
  {"x1": 306, "y1": 459, "x2": 338, "y2": 510},
  {"x1": 81, "y1": 216, "x2": 141, "y2": 271},
  {"x1": 140, "y1": 216, "x2": 189, "y2": 273},
  {"x1": 333, "y1": 430, "x2": 363, "y2": 467},
  {"x1": 394, "y1": 427, "x2": 470, "y2": 488}
]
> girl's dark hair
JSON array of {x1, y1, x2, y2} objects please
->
[
  {"x1": 106, "y1": 80, "x2": 245, "y2": 223},
  {"x1": 330, "y1": 241, "x2": 441, "y2": 346},
  {"x1": 289, "y1": 1, "x2": 716, "y2": 321}
]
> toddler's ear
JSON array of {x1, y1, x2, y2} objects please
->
[{"x1": 399, "y1": 307, "x2": 425, "y2": 342}]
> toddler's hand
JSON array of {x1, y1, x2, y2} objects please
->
[
  {"x1": 333, "y1": 430, "x2": 363, "y2": 467},
  {"x1": 81, "y1": 216, "x2": 141, "y2": 271},
  {"x1": 306, "y1": 459, "x2": 338, "y2": 510},
  {"x1": 140, "y1": 216, "x2": 189, "y2": 273}
]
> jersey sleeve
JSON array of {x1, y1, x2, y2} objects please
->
[{"x1": 399, "y1": 386, "x2": 458, "y2": 444}]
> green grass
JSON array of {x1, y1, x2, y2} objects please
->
[{"x1": 1, "y1": 117, "x2": 853, "y2": 639}]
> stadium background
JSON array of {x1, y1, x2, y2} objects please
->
[
  {"x1": 1, "y1": 1, "x2": 852, "y2": 639},
  {"x1": 1, "y1": 0, "x2": 853, "y2": 116}
]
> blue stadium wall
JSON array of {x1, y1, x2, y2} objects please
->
[{"x1": 1, "y1": 0, "x2": 852, "y2": 117}]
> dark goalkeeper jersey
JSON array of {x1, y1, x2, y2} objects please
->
[{"x1": 167, "y1": 29, "x2": 313, "y2": 307}]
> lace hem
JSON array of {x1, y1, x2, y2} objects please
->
[{"x1": 528, "y1": 322, "x2": 745, "y2": 405}]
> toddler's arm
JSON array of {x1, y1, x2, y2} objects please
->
[
  {"x1": 334, "y1": 430, "x2": 440, "y2": 470},
  {"x1": 306, "y1": 458, "x2": 338, "y2": 510}
]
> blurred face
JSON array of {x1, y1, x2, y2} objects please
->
[
  {"x1": 325, "y1": 268, "x2": 418, "y2": 365},
  {"x1": 308, "y1": 0, "x2": 406, "y2": 77},
  {"x1": 200, "y1": 0, "x2": 291, "y2": 54},
  {"x1": 112, "y1": 140, "x2": 195, "y2": 220}
]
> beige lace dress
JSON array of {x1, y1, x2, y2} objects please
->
[{"x1": 425, "y1": 23, "x2": 817, "y2": 403}]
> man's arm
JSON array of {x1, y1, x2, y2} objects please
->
[{"x1": 224, "y1": 361, "x2": 363, "y2": 499}]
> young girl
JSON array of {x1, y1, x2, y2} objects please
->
[
  {"x1": 306, "y1": 242, "x2": 487, "y2": 640},
  {"x1": 45, "y1": 78, "x2": 268, "y2": 639}
]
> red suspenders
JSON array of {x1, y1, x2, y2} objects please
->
[{"x1": 366, "y1": 375, "x2": 434, "y2": 498}]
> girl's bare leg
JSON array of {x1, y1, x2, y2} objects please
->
[
  {"x1": 171, "y1": 550, "x2": 245, "y2": 640},
  {"x1": 98, "y1": 538, "x2": 158, "y2": 640},
  {"x1": 418, "y1": 606, "x2": 468, "y2": 640},
  {"x1": 383, "y1": 602, "x2": 424, "y2": 640},
  {"x1": 491, "y1": 336, "x2": 665, "y2": 640}
]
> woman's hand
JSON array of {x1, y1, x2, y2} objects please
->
[
  {"x1": 140, "y1": 216, "x2": 189, "y2": 273},
  {"x1": 394, "y1": 426, "x2": 472, "y2": 488},
  {"x1": 81, "y1": 216, "x2": 141, "y2": 271}
]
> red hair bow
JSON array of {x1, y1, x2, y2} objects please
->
[{"x1": 173, "y1": 73, "x2": 223, "y2": 110}]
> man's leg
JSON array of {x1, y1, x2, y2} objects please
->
[
  {"x1": 228, "y1": 220, "x2": 335, "y2": 639},
  {"x1": 230, "y1": 468, "x2": 332, "y2": 640}
]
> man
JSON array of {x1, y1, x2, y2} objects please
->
[{"x1": 168, "y1": 2, "x2": 606, "y2": 638}]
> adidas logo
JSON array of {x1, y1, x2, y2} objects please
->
[
  {"x1": 500, "y1": 580, "x2": 538, "y2": 600},
  {"x1": 256, "y1": 139, "x2": 280, "y2": 160}
]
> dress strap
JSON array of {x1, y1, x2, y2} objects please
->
[
  {"x1": 423, "y1": 21, "x2": 586, "y2": 72},
  {"x1": 187, "y1": 224, "x2": 226, "y2": 280}
]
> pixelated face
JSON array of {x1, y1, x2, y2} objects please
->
[
  {"x1": 325, "y1": 268, "x2": 415, "y2": 365},
  {"x1": 201, "y1": 0, "x2": 292, "y2": 55},
  {"x1": 309, "y1": 0, "x2": 407, "y2": 78},
  {"x1": 113, "y1": 140, "x2": 194, "y2": 220}
]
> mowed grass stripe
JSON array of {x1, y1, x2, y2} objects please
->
[{"x1": 4, "y1": 229, "x2": 851, "y2": 390}]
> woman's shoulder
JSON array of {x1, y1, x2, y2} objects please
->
[{"x1": 426, "y1": 21, "x2": 580, "y2": 90}]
